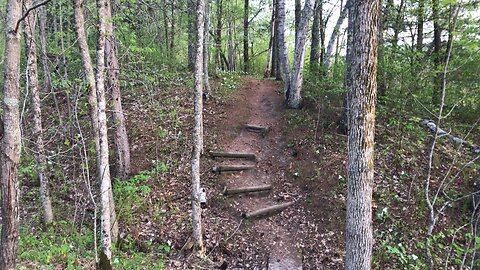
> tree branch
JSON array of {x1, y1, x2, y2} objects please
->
[{"x1": 15, "y1": 0, "x2": 51, "y2": 34}]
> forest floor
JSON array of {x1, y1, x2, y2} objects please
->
[{"x1": 15, "y1": 74, "x2": 479, "y2": 269}]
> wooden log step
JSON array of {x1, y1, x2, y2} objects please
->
[
  {"x1": 209, "y1": 151, "x2": 256, "y2": 160},
  {"x1": 212, "y1": 164, "x2": 255, "y2": 173},
  {"x1": 223, "y1": 184, "x2": 272, "y2": 195},
  {"x1": 242, "y1": 202, "x2": 294, "y2": 219},
  {"x1": 245, "y1": 124, "x2": 269, "y2": 136}
]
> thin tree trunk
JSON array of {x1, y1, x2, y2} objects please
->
[
  {"x1": 96, "y1": 0, "x2": 114, "y2": 267},
  {"x1": 188, "y1": 0, "x2": 196, "y2": 70},
  {"x1": 192, "y1": 0, "x2": 205, "y2": 254},
  {"x1": 228, "y1": 21, "x2": 234, "y2": 71},
  {"x1": 324, "y1": 2, "x2": 348, "y2": 70},
  {"x1": 416, "y1": 0, "x2": 424, "y2": 52},
  {"x1": 432, "y1": 0, "x2": 441, "y2": 105},
  {"x1": 203, "y1": 0, "x2": 211, "y2": 99},
  {"x1": 105, "y1": 0, "x2": 131, "y2": 182},
  {"x1": 339, "y1": 0, "x2": 353, "y2": 134},
  {"x1": 1, "y1": 0, "x2": 22, "y2": 268},
  {"x1": 170, "y1": 0, "x2": 175, "y2": 55},
  {"x1": 162, "y1": 0, "x2": 169, "y2": 55},
  {"x1": 295, "y1": 0, "x2": 301, "y2": 41},
  {"x1": 270, "y1": 0, "x2": 278, "y2": 78},
  {"x1": 214, "y1": 0, "x2": 223, "y2": 76},
  {"x1": 38, "y1": 6, "x2": 52, "y2": 93},
  {"x1": 310, "y1": 0, "x2": 321, "y2": 72},
  {"x1": 264, "y1": 1, "x2": 275, "y2": 77},
  {"x1": 286, "y1": 0, "x2": 315, "y2": 108},
  {"x1": 345, "y1": 0, "x2": 380, "y2": 268},
  {"x1": 243, "y1": 0, "x2": 249, "y2": 72},
  {"x1": 24, "y1": 0, "x2": 54, "y2": 225},
  {"x1": 277, "y1": 0, "x2": 290, "y2": 91}
]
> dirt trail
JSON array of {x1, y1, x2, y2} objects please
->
[{"x1": 213, "y1": 78, "x2": 303, "y2": 269}]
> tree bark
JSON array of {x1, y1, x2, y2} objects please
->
[
  {"x1": 203, "y1": 0, "x2": 211, "y2": 98},
  {"x1": 277, "y1": 0, "x2": 290, "y2": 92},
  {"x1": 264, "y1": 1, "x2": 275, "y2": 77},
  {"x1": 345, "y1": 0, "x2": 380, "y2": 269},
  {"x1": 214, "y1": 0, "x2": 223, "y2": 76},
  {"x1": 416, "y1": 0, "x2": 424, "y2": 52},
  {"x1": 188, "y1": 0, "x2": 196, "y2": 70},
  {"x1": 295, "y1": 0, "x2": 301, "y2": 41},
  {"x1": 432, "y1": 0, "x2": 442, "y2": 105},
  {"x1": 192, "y1": 0, "x2": 205, "y2": 254},
  {"x1": 24, "y1": 0, "x2": 54, "y2": 225},
  {"x1": 105, "y1": 0, "x2": 131, "y2": 182},
  {"x1": 1, "y1": 0, "x2": 22, "y2": 268},
  {"x1": 324, "y1": 2, "x2": 348, "y2": 70},
  {"x1": 310, "y1": 0, "x2": 321, "y2": 72},
  {"x1": 162, "y1": 0, "x2": 170, "y2": 54},
  {"x1": 170, "y1": 0, "x2": 175, "y2": 55},
  {"x1": 243, "y1": 0, "x2": 249, "y2": 72},
  {"x1": 339, "y1": 0, "x2": 354, "y2": 135},
  {"x1": 38, "y1": 6, "x2": 52, "y2": 93},
  {"x1": 286, "y1": 0, "x2": 315, "y2": 108},
  {"x1": 96, "y1": 0, "x2": 115, "y2": 267}
]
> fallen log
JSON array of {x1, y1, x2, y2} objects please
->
[
  {"x1": 242, "y1": 202, "x2": 294, "y2": 219},
  {"x1": 212, "y1": 164, "x2": 255, "y2": 173},
  {"x1": 223, "y1": 184, "x2": 272, "y2": 195},
  {"x1": 245, "y1": 124, "x2": 269, "y2": 136},
  {"x1": 421, "y1": 119, "x2": 480, "y2": 154},
  {"x1": 209, "y1": 151, "x2": 256, "y2": 160}
]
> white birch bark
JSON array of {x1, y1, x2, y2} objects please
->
[
  {"x1": 285, "y1": 0, "x2": 315, "y2": 109},
  {"x1": 191, "y1": 0, "x2": 205, "y2": 254},
  {"x1": 345, "y1": 0, "x2": 380, "y2": 268},
  {"x1": 24, "y1": 0, "x2": 54, "y2": 225},
  {"x1": 0, "y1": 0, "x2": 22, "y2": 268},
  {"x1": 95, "y1": 0, "x2": 114, "y2": 266},
  {"x1": 203, "y1": 0, "x2": 211, "y2": 99}
]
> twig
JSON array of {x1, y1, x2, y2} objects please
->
[{"x1": 15, "y1": 0, "x2": 51, "y2": 34}]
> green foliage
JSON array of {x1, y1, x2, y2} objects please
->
[
  {"x1": 114, "y1": 161, "x2": 168, "y2": 224},
  {"x1": 18, "y1": 220, "x2": 95, "y2": 269}
]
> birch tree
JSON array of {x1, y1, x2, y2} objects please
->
[
  {"x1": 191, "y1": 0, "x2": 205, "y2": 254},
  {"x1": 95, "y1": 0, "x2": 116, "y2": 266},
  {"x1": 1, "y1": 0, "x2": 22, "y2": 268},
  {"x1": 278, "y1": 0, "x2": 315, "y2": 109},
  {"x1": 345, "y1": 0, "x2": 380, "y2": 268},
  {"x1": 324, "y1": 2, "x2": 348, "y2": 70},
  {"x1": 24, "y1": 0, "x2": 54, "y2": 225}
]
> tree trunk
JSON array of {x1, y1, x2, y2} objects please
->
[
  {"x1": 214, "y1": 0, "x2": 223, "y2": 76},
  {"x1": 345, "y1": 0, "x2": 380, "y2": 268},
  {"x1": 286, "y1": 0, "x2": 315, "y2": 109},
  {"x1": 170, "y1": 0, "x2": 175, "y2": 55},
  {"x1": 38, "y1": 6, "x2": 52, "y2": 93},
  {"x1": 416, "y1": 0, "x2": 424, "y2": 52},
  {"x1": 203, "y1": 0, "x2": 211, "y2": 99},
  {"x1": 264, "y1": 1, "x2": 275, "y2": 77},
  {"x1": 324, "y1": 2, "x2": 348, "y2": 70},
  {"x1": 295, "y1": 0, "x2": 301, "y2": 41},
  {"x1": 277, "y1": 0, "x2": 290, "y2": 90},
  {"x1": 339, "y1": 0, "x2": 354, "y2": 135},
  {"x1": 24, "y1": 0, "x2": 54, "y2": 225},
  {"x1": 432, "y1": 0, "x2": 441, "y2": 105},
  {"x1": 228, "y1": 21, "x2": 234, "y2": 71},
  {"x1": 192, "y1": 0, "x2": 205, "y2": 254},
  {"x1": 270, "y1": 0, "x2": 278, "y2": 78},
  {"x1": 310, "y1": 0, "x2": 322, "y2": 72},
  {"x1": 1, "y1": 0, "x2": 22, "y2": 268},
  {"x1": 96, "y1": 0, "x2": 115, "y2": 267},
  {"x1": 243, "y1": 0, "x2": 249, "y2": 72},
  {"x1": 188, "y1": 0, "x2": 196, "y2": 70},
  {"x1": 105, "y1": 0, "x2": 131, "y2": 182},
  {"x1": 162, "y1": 0, "x2": 169, "y2": 55}
]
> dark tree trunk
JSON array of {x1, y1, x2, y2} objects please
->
[
  {"x1": 243, "y1": 0, "x2": 249, "y2": 72},
  {"x1": 339, "y1": 0, "x2": 354, "y2": 135},
  {"x1": 432, "y1": 0, "x2": 442, "y2": 105},
  {"x1": 416, "y1": 0, "x2": 424, "y2": 52},
  {"x1": 310, "y1": 0, "x2": 322, "y2": 72},
  {"x1": 214, "y1": 0, "x2": 223, "y2": 76},
  {"x1": 295, "y1": 0, "x2": 301, "y2": 41},
  {"x1": 188, "y1": 0, "x2": 196, "y2": 70},
  {"x1": 345, "y1": 0, "x2": 380, "y2": 268}
]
